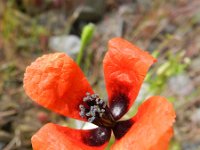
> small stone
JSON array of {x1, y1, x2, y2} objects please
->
[
  {"x1": 49, "y1": 35, "x2": 81, "y2": 57},
  {"x1": 191, "y1": 108, "x2": 200, "y2": 125},
  {"x1": 168, "y1": 73, "x2": 194, "y2": 96},
  {"x1": 182, "y1": 142, "x2": 200, "y2": 150},
  {"x1": 98, "y1": 13, "x2": 125, "y2": 37},
  {"x1": 190, "y1": 58, "x2": 200, "y2": 73}
]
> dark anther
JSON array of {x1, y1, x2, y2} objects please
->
[{"x1": 79, "y1": 92, "x2": 115, "y2": 127}]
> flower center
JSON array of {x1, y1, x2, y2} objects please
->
[{"x1": 79, "y1": 92, "x2": 116, "y2": 127}]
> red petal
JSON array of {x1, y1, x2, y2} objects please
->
[
  {"x1": 103, "y1": 38, "x2": 156, "y2": 120},
  {"x1": 24, "y1": 53, "x2": 93, "y2": 121},
  {"x1": 32, "y1": 123, "x2": 111, "y2": 150},
  {"x1": 111, "y1": 96, "x2": 176, "y2": 150},
  {"x1": 150, "y1": 128, "x2": 174, "y2": 150}
]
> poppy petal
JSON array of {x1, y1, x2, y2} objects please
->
[
  {"x1": 24, "y1": 53, "x2": 93, "y2": 121},
  {"x1": 111, "y1": 96, "x2": 176, "y2": 150},
  {"x1": 150, "y1": 127, "x2": 174, "y2": 150},
  {"x1": 32, "y1": 123, "x2": 111, "y2": 150},
  {"x1": 103, "y1": 38, "x2": 156, "y2": 120}
]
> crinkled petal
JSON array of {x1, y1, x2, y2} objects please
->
[
  {"x1": 150, "y1": 127, "x2": 174, "y2": 150},
  {"x1": 32, "y1": 123, "x2": 111, "y2": 150},
  {"x1": 24, "y1": 53, "x2": 93, "y2": 121},
  {"x1": 103, "y1": 38, "x2": 156, "y2": 120},
  {"x1": 111, "y1": 96, "x2": 176, "y2": 150}
]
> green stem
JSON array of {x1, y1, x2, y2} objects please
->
[{"x1": 76, "y1": 23, "x2": 95, "y2": 66}]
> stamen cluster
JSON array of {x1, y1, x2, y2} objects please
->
[{"x1": 79, "y1": 93, "x2": 107, "y2": 123}]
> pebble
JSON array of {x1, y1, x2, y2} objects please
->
[
  {"x1": 168, "y1": 73, "x2": 194, "y2": 96},
  {"x1": 49, "y1": 35, "x2": 81, "y2": 57},
  {"x1": 190, "y1": 58, "x2": 200, "y2": 73},
  {"x1": 98, "y1": 13, "x2": 125, "y2": 37},
  {"x1": 182, "y1": 142, "x2": 200, "y2": 150},
  {"x1": 191, "y1": 108, "x2": 200, "y2": 125}
]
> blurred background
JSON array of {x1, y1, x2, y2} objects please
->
[{"x1": 0, "y1": 0, "x2": 200, "y2": 149}]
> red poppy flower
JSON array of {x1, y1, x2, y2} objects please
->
[{"x1": 24, "y1": 38, "x2": 175, "y2": 150}]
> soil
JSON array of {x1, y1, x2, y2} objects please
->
[{"x1": 0, "y1": 0, "x2": 200, "y2": 149}]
